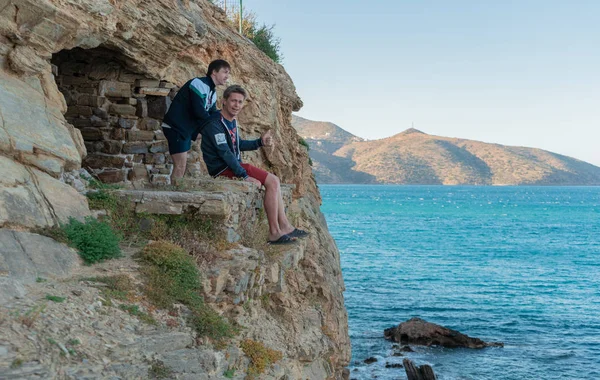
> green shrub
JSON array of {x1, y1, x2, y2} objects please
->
[
  {"x1": 45, "y1": 295, "x2": 65, "y2": 303},
  {"x1": 231, "y1": 11, "x2": 282, "y2": 63},
  {"x1": 140, "y1": 241, "x2": 234, "y2": 341},
  {"x1": 299, "y1": 137, "x2": 310, "y2": 150},
  {"x1": 63, "y1": 217, "x2": 121, "y2": 264}
]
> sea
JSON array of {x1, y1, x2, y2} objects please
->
[{"x1": 319, "y1": 185, "x2": 600, "y2": 380}]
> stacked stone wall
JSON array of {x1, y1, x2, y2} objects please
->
[{"x1": 52, "y1": 47, "x2": 184, "y2": 186}]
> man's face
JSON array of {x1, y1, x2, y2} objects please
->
[
  {"x1": 223, "y1": 92, "x2": 245, "y2": 117},
  {"x1": 212, "y1": 68, "x2": 230, "y2": 86}
]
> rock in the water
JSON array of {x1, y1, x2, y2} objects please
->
[
  {"x1": 363, "y1": 357, "x2": 377, "y2": 364},
  {"x1": 384, "y1": 317, "x2": 503, "y2": 348},
  {"x1": 385, "y1": 362, "x2": 403, "y2": 368}
]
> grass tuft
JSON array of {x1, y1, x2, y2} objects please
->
[{"x1": 45, "y1": 295, "x2": 65, "y2": 303}]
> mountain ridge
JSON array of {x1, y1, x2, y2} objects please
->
[{"x1": 292, "y1": 116, "x2": 600, "y2": 185}]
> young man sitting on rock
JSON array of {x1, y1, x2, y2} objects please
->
[
  {"x1": 162, "y1": 59, "x2": 231, "y2": 180},
  {"x1": 200, "y1": 85, "x2": 308, "y2": 245}
]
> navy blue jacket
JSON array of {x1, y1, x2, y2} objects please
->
[
  {"x1": 200, "y1": 114, "x2": 263, "y2": 178},
  {"x1": 163, "y1": 76, "x2": 218, "y2": 139}
]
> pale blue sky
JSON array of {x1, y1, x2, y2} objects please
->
[{"x1": 244, "y1": 1, "x2": 599, "y2": 166}]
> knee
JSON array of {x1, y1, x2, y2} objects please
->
[{"x1": 265, "y1": 173, "x2": 280, "y2": 188}]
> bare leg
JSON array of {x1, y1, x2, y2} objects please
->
[
  {"x1": 264, "y1": 173, "x2": 286, "y2": 241},
  {"x1": 171, "y1": 152, "x2": 187, "y2": 181},
  {"x1": 277, "y1": 185, "x2": 294, "y2": 235}
]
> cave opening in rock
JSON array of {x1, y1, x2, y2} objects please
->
[{"x1": 51, "y1": 46, "x2": 176, "y2": 186}]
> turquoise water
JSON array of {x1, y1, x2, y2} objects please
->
[{"x1": 320, "y1": 185, "x2": 600, "y2": 380}]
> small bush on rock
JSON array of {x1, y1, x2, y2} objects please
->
[
  {"x1": 240, "y1": 339, "x2": 283, "y2": 378},
  {"x1": 63, "y1": 217, "x2": 121, "y2": 264},
  {"x1": 140, "y1": 241, "x2": 234, "y2": 341}
]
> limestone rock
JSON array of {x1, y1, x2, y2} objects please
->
[{"x1": 0, "y1": 229, "x2": 80, "y2": 304}]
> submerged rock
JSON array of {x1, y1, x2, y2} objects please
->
[{"x1": 384, "y1": 317, "x2": 503, "y2": 348}]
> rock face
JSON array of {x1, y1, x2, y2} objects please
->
[
  {"x1": 0, "y1": 230, "x2": 80, "y2": 304},
  {"x1": 384, "y1": 317, "x2": 503, "y2": 349},
  {"x1": 0, "y1": 0, "x2": 348, "y2": 378},
  {"x1": 293, "y1": 117, "x2": 600, "y2": 185}
]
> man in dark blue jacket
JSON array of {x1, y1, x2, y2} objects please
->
[
  {"x1": 201, "y1": 85, "x2": 308, "y2": 245},
  {"x1": 162, "y1": 59, "x2": 230, "y2": 179}
]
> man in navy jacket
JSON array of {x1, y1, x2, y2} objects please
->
[
  {"x1": 162, "y1": 59, "x2": 230, "y2": 180},
  {"x1": 201, "y1": 85, "x2": 308, "y2": 245}
]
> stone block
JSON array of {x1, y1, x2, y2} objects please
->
[
  {"x1": 149, "y1": 140, "x2": 168, "y2": 153},
  {"x1": 136, "y1": 98, "x2": 148, "y2": 117},
  {"x1": 85, "y1": 141, "x2": 103, "y2": 153},
  {"x1": 144, "y1": 153, "x2": 166, "y2": 165},
  {"x1": 147, "y1": 96, "x2": 171, "y2": 119},
  {"x1": 109, "y1": 103, "x2": 136, "y2": 116},
  {"x1": 155, "y1": 130, "x2": 166, "y2": 140},
  {"x1": 111, "y1": 128, "x2": 126, "y2": 140},
  {"x1": 134, "y1": 79, "x2": 160, "y2": 87},
  {"x1": 123, "y1": 142, "x2": 149, "y2": 154},
  {"x1": 80, "y1": 127, "x2": 103, "y2": 141},
  {"x1": 99, "y1": 80, "x2": 131, "y2": 97},
  {"x1": 90, "y1": 115, "x2": 110, "y2": 128},
  {"x1": 128, "y1": 130, "x2": 155, "y2": 141},
  {"x1": 150, "y1": 174, "x2": 170, "y2": 186},
  {"x1": 133, "y1": 154, "x2": 144, "y2": 163},
  {"x1": 72, "y1": 118, "x2": 92, "y2": 128},
  {"x1": 199, "y1": 199, "x2": 229, "y2": 217},
  {"x1": 93, "y1": 107, "x2": 109, "y2": 119},
  {"x1": 139, "y1": 118, "x2": 161, "y2": 131},
  {"x1": 128, "y1": 164, "x2": 149, "y2": 181},
  {"x1": 159, "y1": 81, "x2": 177, "y2": 89},
  {"x1": 77, "y1": 95, "x2": 106, "y2": 107},
  {"x1": 65, "y1": 105, "x2": 93, "y2": 117},
  {"x1": 138, "y1": 87, "x2": 171, "y2": 96},
  {"x1": 119, "y1": 71, "x2": 144, "y2": 83},
  {"x1": 136, "y1": 201, "x2": 182, "y2": 214},
  {"x1": 84, "y1": 154, "x2": 126, "y2": 169},
  {"x1": 78, "y1": 87, "x2": 98, "y2": 94},
  {"x1": 118, "y1": 117, "x2": 137, "y2": 129},
  {"x1": 102, "y1": 140, "x2": 123, "y2": 154},
  {"x1": 87, "y1": 63, "x2": 119, "y2": 80},
  {"x1": 127, "y1": 98, "x2": 138, "y2": 105},
  {"x1": 97, "y1": 169, "x2": 126, "y2": 183}
]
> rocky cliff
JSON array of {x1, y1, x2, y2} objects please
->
[
  {"x1": 0, "y1": 0, "x2": 349, "y2": 378},
  {"x1": 293, "y1": 117, "x2": 600, "y2": 185}
]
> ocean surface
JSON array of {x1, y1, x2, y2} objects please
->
[{"x1": 319, "y1": 185, "x2": 600, "y2": 380}]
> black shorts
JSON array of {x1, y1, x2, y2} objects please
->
[{"x1": 162, "y1": 125, "x2": 191, "y2": 154}]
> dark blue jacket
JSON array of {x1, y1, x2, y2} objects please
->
[
  {"x1": 163, "y1": 76, "x2": 218, "y2": 139},
  {"x1": 200, "y1": 114, "x2": 263, "y2": 178}
]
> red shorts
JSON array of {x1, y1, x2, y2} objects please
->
[{"x1": 219, "y1": 163, "x2": 269, "y2": 185}]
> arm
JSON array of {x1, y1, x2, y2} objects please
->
[
  {"x1": 189, "y1": 78, "x2": 212, "y2": 122},
  {"x1": 204, "y1": 122, "x2": 249, "y2": 178},
  {"x1": 239, "y1": 138, "x2": 263, "y2": 152}
]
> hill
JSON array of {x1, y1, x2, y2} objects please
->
[{"x1": 292, "y1": 117, "x2": 600, "y2": 185}]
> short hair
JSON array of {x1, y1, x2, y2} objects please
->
[
  {"x1": 206, "y1": 59, "x2": 231, "y2": 76},
  {"x1": 223, "y1": 85, "x2": 247, "y2": 100}
]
